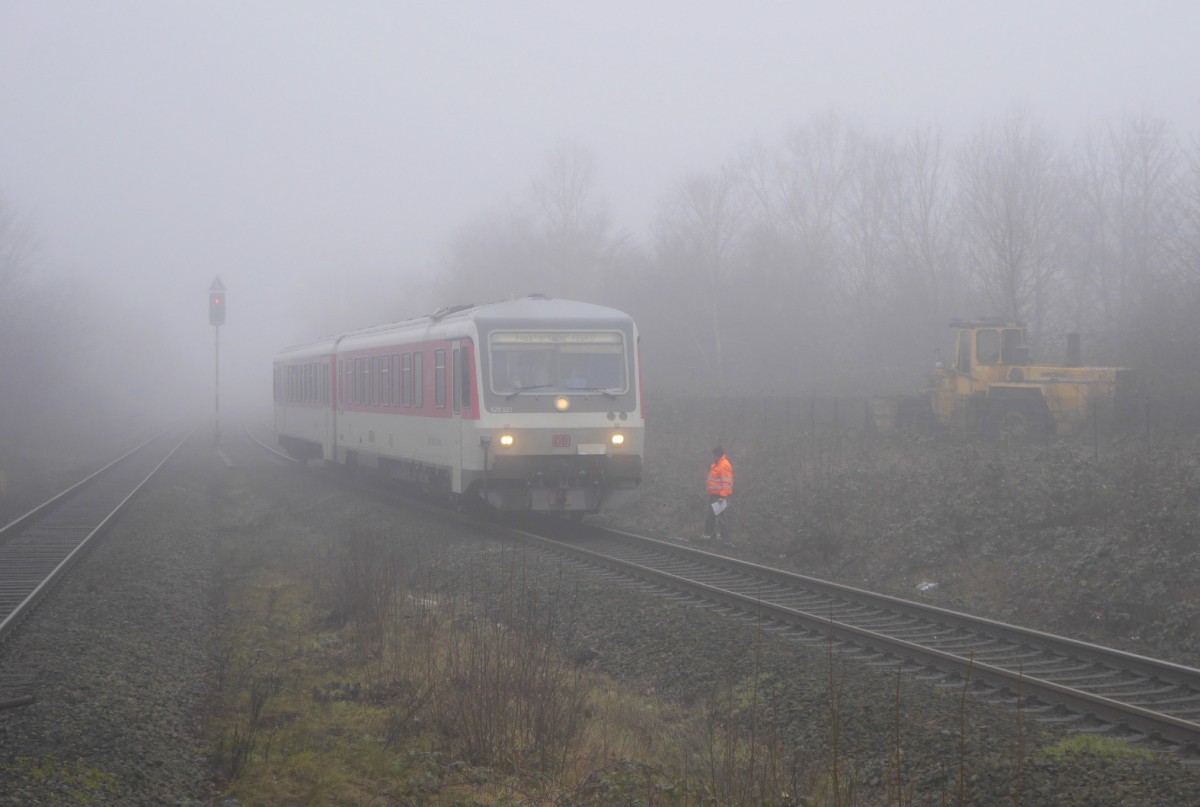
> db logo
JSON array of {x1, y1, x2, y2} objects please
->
[{"x1": 552, "y1": 434, "x2": 571, "y2": 448}]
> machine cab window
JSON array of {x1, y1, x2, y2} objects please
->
[
  {"x1": 976, "y1": 329, "x2": 1001, "y2": 364},
  {"x1": 1001, "y1": 328, "x2": 1029, "y2": 364},
  {"x1": 955, "y1": 330, "x2": 971, "y2": 373}
]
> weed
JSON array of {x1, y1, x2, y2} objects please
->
[{"x1": 1039, "y1": 733, "x2": 1156, "y2": 763}]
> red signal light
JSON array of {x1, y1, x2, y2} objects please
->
[{"x1": 209, "y1": 291, "x2": 226, "y2": 326}]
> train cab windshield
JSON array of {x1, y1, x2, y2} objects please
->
[{"x1": 489, "y1": 331, "x2": 627, "y2": 395}]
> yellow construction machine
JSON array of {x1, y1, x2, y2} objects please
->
[{"x1": 875, "y1": 319, "x2": 1138, "y2": 439}]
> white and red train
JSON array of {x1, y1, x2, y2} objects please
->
[{"x1": 273, "y1": 295, "x2": 643, "y2": 515}]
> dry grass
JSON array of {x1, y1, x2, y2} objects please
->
[{"x1": 204, "y1": 521, "x2": 809, "y2": 805}]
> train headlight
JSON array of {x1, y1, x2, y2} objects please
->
[
  {"x1": 554, "y1": 396, "x2": 570, "y2": 411},
  {"x1": 499, "y1": 434, "x2": 515, "y2": 447},
  {"x1": 611, "y1": 433, "x2": 625, "y2": 446}
]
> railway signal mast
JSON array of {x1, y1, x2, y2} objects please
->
[{"x1": 209, "y1": 277, "x2": 226, "y2": 445}]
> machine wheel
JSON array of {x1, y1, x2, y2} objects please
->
[{"x1": 987, "y1": 397, "x2": 1051, "y2": 441}]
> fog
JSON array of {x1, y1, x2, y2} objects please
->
[{"x1": 3, "y1": 2, "x2": 1200, "y2": 451}]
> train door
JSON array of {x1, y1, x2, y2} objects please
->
[
  {"x1": 322, "y1": 357, "x2": 334, "y2": 460},
  {"x1": 450, "y1": 342, "x2": 464, "y2": 494}
]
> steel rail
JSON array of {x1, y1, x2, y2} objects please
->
[
  {"x1": 241, "y1": 420, "x2": 299, "y2": 464},
  {"x1": 0, "y1": 432, "x2": 167, "y2": 539},
  {"x1": 0, "y1": 427, "x2": 193, "y2": 646},
  {"x1": 515, "y1": 523, "x2": 1200, "y2": 751}
]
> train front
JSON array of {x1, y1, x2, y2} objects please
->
[{"x1": 469, "y1": 299, "x2": 644, "y2": 515}]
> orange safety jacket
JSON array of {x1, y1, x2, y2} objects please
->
[{"x1": 706, "y1": 455, "x2": 733, "y2": 497}]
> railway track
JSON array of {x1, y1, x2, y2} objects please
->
[
  {"x1": 0, "y1": 428, "x2": 192, "y2": 658},
  {"x1": 509, "y1": 520, "x2": 1200, "y2": 755},
  {"x1": 243, "y1": 423, "x2": 1200, "y2": 755}
]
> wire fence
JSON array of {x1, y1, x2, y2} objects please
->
[{"x1": 656, "y1": 394, "x2": 1200, "y2": 449}]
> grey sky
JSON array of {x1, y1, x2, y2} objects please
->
[{"x1": 2, "y1": 1, "x2": 1198, "y2": 407}]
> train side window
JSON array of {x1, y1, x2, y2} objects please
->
[
  {"x1": 391, "y1": 353, "x2": 400, "y2": 405},
  {"x1": 402, "y1": 353, "x2": 412, "y2": 406},
  {"x1": 392, "y1": 355, "x2": 401, "y2": 407},
  {"x1": 414, "y1": 351, "x2": 424, "y2": 408},
  {"x1": 435, "y1": 349, "x2": 446, "y2": 408},
  {"x1": 370, "y1": 356, "x2": 379, "y2": 405},
  {"x1": 976, "y1": 330, "x2": 1000, "y2": 364}
]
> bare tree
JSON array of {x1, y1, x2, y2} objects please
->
[
  {"x1": 653, "y1": 166, "x2": 745, "y2": 392},
  {"x1": 893, "y1": 125, "x2": 963, "y2": 336},
  {"x1": 957, "y1": 110, "x2": 1070, "y2": 337},
  {"x1": 1182, "y1": 135, "x2": 1200, "y2": 288},
  {"x1": 432, "y1": 143, "x2": 630, "y2": 309},
  {"x1": 1120, "y1": 128, "x2": 1200, "y2": 393},
  {"x1": 778, "y1": 112, "x2": 861, "y2": 301},
  {"x1": 437, "y1": 204, "x2": 540, "y2": 304},
  {"x1": 1070, "y1": 114, "x2": 1180, "y2": 336},
  {"x1": 530, "y1": 142, "x2": 617, "y2": 301},
  {"x1": 0, "y1": 200, "x2": 41, "y2": 432},
  {"x1": 0, "y1": 198, "x2": 92, "y2": 447}
]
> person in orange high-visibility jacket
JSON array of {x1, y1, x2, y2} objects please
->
[{"x1": 703, "y1": 446, "x2": 733, "y2": 540}]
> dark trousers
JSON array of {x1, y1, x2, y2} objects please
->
[{"x1": 704, "y1": 494, "x2": 729, "y2": 538}]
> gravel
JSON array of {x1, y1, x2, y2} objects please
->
[
  {"x1": 2, "y1": 430, "x2": 1199, "y2": 805},
  {"x1": 0, "y1": 438, "x2": 220, "y2": 805}
]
